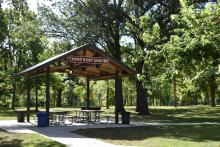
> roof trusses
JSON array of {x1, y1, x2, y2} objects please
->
[{"x1": 14, "y1": 44, "x2": 136, "y2": 80}]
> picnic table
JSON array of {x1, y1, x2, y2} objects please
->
[
  {"x1": 74, "y1": 109, "x2": 104, "y2": 122},
  {"x1": 33, "y1": 109, "x2": 106, "y2": 125},
  {"x1": 49, "y1": 110, "x2": 70, "y2": 125}
]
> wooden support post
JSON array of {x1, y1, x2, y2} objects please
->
[
  {"x1": 86, "y1": 78, "x2": 90, "y2": 110},
  {"x1": 35, "y1": 78, "x2": 38, "y2": 112},
  {"x1": 27, "y1": 77, "x2": 31, "y2": 122},
  {"x1": 46, "y1": 67, "x2": 50, "y2": 126},
  {"x1": 115, "y1": 71, "x2": 119, "y2": 124},
  {"x1": 106, "y1": 80, "x2": 109, "y2": 109}
]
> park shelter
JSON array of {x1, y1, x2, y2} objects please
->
[{"x1": 14, "y1": 44, "x2": 136, "y2": 126}]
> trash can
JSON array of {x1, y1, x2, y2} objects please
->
[
  {"x1": 37, "y1": 112, "x2": 47, "y2": 127},
  {"x1": 16, "y1": 110, "x2": 26, "y2": 122},
  {"x1": 121, "y1": 112, "x2": 130, "y2": 124}
]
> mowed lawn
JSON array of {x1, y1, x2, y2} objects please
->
[
  {"x1": 0, "y1": 129, "x2": 65, "y2": 147},
  {"x1": 130, "y1": 105, "x2": 220, "y2": 123},
  {"x1": 74, "y1": 105, "x2": 220, "y2": 147},
  {"x1": 2, "y1": 105, "x2": 220, "y2": 123},
  {"x1": 1, "y1": 106, "x2": 220, "y2": 146},
  {"x1": 74, "y1": 125, "x2": 220, "y2": 147}
]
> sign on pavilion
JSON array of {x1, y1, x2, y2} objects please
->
[{"x1": 71, "y1": 56, "x2": 109, "y2": 64}]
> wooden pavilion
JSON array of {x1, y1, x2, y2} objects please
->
[{"x1": 14, "y1": 44, "x2": 136, "y2": 126}]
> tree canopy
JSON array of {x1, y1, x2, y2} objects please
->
[{"x1": 0, "y1": 0, "x2": 219, "y2": 111}]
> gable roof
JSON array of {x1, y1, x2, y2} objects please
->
[{"x1": 14, "y1": 44, "x2": 136, "y2": 80}]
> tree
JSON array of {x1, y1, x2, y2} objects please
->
[
  {"x1": 0, "y1": 3, "x2": 10, "y2": 107},
  {"x1": 122, "y1": 0, "x2": 184, "y2": 114},
  {"x1": 0, "y1": 0, "x2": 46, "y2": 108},
  {"x1": 163, "y1": 1, "x2": 220, "y2": 106},
  {"x1": 38, "y1": 0, "x2": 127, "y2": 123}
]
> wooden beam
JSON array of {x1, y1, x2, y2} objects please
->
[
  {"x1": 97, "y1": 68, "x2": 112, "y2": 75},
  {"x1": 91, "y1": 75, "x2": 115, "y2": 81},
  {"x1": 83, "y1": 49, "x2": 86, "y2": 56},
  {"x1": 86, "y1": 78, "x2": 90, "y2": 110},
  {"x1": 75, "y1": 69, "x2": 99, "y2": 77},
  {"x1": 85, "y1": 49, "x2": 94, "y2": 56},
  {"x1": 115, "y1": 71, "x2": 119, "y2": 124},
  {"x1": 45, "y1": 67, "x2": 50, "y2": 126},
  {"x1": 99, "y1": 64, "x2": 116, "y2": 73},
  {"x1": 85, "y1": 67, "x2": 101, "y2": 74},
  {"x1": 72, "y1": 70, "x2": 89, "y2": 77},
  {"x1": 14, "y1": 44, "x2": 136, "y2": 78},
  {"x1": 35, "y1": 78, "x2": 38, "y2": 112},
  {"x1": 26, "y1": 77, "x2": 31, "y2": 122}
]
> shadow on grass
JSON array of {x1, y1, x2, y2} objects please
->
[
  {"x1": 0, "y1": 138, "x2": 65, "y2": 147},
  {"x1": 74, "y1": 125, "x2": 220, "y2": 143},
  {"x1": 132, "y1": 106, "x2": 220, "y2": 123},
  {"x1": 0, "y1": 129, "x2": 65, "y2": 147},
  {"x1": 0, "y1": 109, "x2": 39, "y2": 120},
  {"x1": 0, "y1": 139, "x2": 23, "y2": 147},
  {"x1": 0, "y1": 109, "x2": 17, "y2": 119},
  {"x1": 29, "y1": 141, "x2": 66, "y2": 147}
]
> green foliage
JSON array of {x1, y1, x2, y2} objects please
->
[
  {"x1": 0, "y1": 0, "x2": 47, "y2": 108},
  {"x1": 1, "y1": 0, "x2": 220, "y2": 108},
  {"x1": 0, "y1": 6, "x2": 7, "y2": 43},
  {"x1": 164, "y1": 1, "x2": 220, "y2": 105}
]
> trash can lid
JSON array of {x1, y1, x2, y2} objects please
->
[{"x1": 16, "y1": 110, "x2": 26, "y2": 112}]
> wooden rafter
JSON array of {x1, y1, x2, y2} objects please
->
[{"x1": 14, "y1": 44, "x2": 136, "y2": 78}]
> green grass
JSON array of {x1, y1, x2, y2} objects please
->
[
  {"x1": 0, "y1": 109, "x2": 17, "y2": 120},
  {"x1": 101, "y1": 105, "x2": 220, "y2": 123},
  {"x1": 73, "y1": 105, "x2": 220, "y2": 146},
  {"x1": 0, "y1": 129, "x2": 65, "y2": 147},
  {"x1": 74, "y1": 125, "x2": 220, "y2": 147},
  {"x1": 1, "y1": 106, "x2": 220, "y2": 146},
  {"x1": 0, "y1": 107, "x2": 77, "y2": 120},
  {"x1": 131, "y1": 105, "x2": 220, "y2": 123},
  {"x1": 1, "y1": 105, "x2": 220, "y2": 123}
]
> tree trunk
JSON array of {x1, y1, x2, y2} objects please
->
[
  {"x1": 70, "y1": 85, "x2": 74, "y2": 107},
  {"x1": 112, "y1": 96, "x2": 115, "y2": 106},
  {"x1": 204, "y1": 89, "x2": 210, "y2": 105},
  {"x1": 173, "y1": 75, "x2": 177, "y2": 108},
  {"x1": 112, "y1": 37, "x2": 125, "y2": 123},
  {"x1": 209, "y1": 75, "x2": 216, "y2": 107},
  {"x1": 98, "y1": 94, "x2": 101, "y2": 106},
  {"x1": 126, "y1": 96, "x2": 129, "y2": 106},
  {"x1": 12, "y1": 80, "x2": 16, "y2": 110},
  {"x1": 159, "y1": 89, "x2": 162, "y2": 106},
  {"x1": 136, "y1": 78, "x2": 141, "y2": 111},
  {"x1": 115, "y1": 72, "x2": 125, "y2": 113},
  {"x1": 115, "y1": 71, "x2": 125, "y2": 124},
  {"x1": 152, "y1": 97, "x2": 154, "y2": 106},
  {"x1": 135, "y1": 60, "x2": 150, "y2": 115},
  {"x1": 56, "y1": 88, "x2": 62, "y2": 107},
  {"x1": 138, "y1": 84, "x2": 150, "y2": 115},
  {"x1": 123, "y1": 97, "x2": 127, "y2": 106}
]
